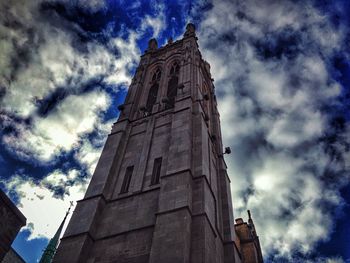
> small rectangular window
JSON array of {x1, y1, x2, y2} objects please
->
[
  {"x1": 150, "y1": 158, "x2": 162, "y2": 185},
  {"x1": 120, "y1": 166, "x2": 134, "y2": 193}
]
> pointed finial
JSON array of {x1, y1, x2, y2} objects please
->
[
  {"x1": 184, "y1": 23, "x2": 196, "y2": 37},
  {"x1": 63, "y1": 201, "x2": 73, "y2": 220},
  {"x1": 39, "y1": 202, "x2": 74, "y2": 263},
  {"x1": 147, "y1": 38, "x2": 158, "y2": 51},
  {"x1": 247, "y1": 210, "x2": 252, "y2": 220}
]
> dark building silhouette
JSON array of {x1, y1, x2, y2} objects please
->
[
  {"x1": 53, "y1": 24, "x2": 262, "y2": 263},
  {"x1": 1, "y1": 248, "x2": 25, "y2": 263},
  {"x1": 0, "y1": 189, "x2": 26, "y2": 262}
]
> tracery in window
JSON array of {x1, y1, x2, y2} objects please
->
[
  {"x1": 170, "y1": 62, "x2": 180, "y2": 76},
  {"x1": 152, "y1": 68, "x2": 162, "y2": 82}
]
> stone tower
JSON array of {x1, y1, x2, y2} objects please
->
[
  {"x1": 235, "y1": 211, "x2": 263, "y2": 263},
  {"x1": 53, "y1": 24, "x2": 242, "y2": 263}
]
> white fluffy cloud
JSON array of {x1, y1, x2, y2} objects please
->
[
  {"x1": 5, "y1": 169, "x2": 86, "y2": 239},
  {"x1": 0, "y1": 0, "x2": 151, "y2": 164},
  {"x1": 1, "y1": 24, "x2": 139, "y2": 118},
  {"x1": 0, "y1": 0, "x2": 140, "y2": 166},
  {"x1": 3, "y1": 90, "x2": 110, "y2": 162},
  {"x1": 140, "y1": 3, "x2": 166, "y2": 38},
  {"x1": 74, "y1": 119, "x2": 114, "y2": 176},
  {"x1": 0, "y1": 0, "x2": 168, "y2": 245},
  {"x1": 197, "y1": 0, "x2": 349, "y2": 260}
]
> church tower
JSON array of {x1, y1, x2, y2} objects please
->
[{"x1": 53, "y1": 24, "x2": 242, "y2": 263}]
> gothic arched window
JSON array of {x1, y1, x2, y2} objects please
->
[
  {"x1": 166, "y1": 62, "x2": 180, "y2": 109},
  {"x1": 146, "y1": 83, "x2": 159, "y2": 113},
  {"x1": 146, "y1": 68, "x2": 161, "y2": 113}
]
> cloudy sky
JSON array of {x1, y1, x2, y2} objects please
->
[{"x1": 0, "y1": 0, "x2": 349, "y2": 262}]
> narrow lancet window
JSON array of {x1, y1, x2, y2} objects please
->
[
  {"x1": 166, "y1": 62, "x2": 180, "y2": 109},
  {"x1": 150, "y1": 157, "x2": 162, "y2": 185},
  {"x1": 120, "y1": 166, "x2": 134, "y2": 193},
  {"x1": 146, "y1": 83, "x2": 159, "y2": 113},
  {"x1": 146, "y1": 68, "x2": 161, "y2": 114}
]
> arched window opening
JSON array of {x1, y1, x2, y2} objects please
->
[
  {"x1": 150, "y1": 157, "x2": 162, "y2": 185},
  {"x1": 166, "y1": 76, "x2": 178, "y2": 109},
  {"x1": 166, "y1": 62, "x2": 180, "y2": 109},
  {"x1": 120, "y1": 166, "x2": 134, "y2": 193},
  {"x1": 145, "y1": 68, "x2": 161, "y2": 114},
  {"x1": 146, "y1": 83, "x2": 159, "y2": 113}
]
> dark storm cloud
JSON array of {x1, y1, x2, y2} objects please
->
[
  {"x1": 197, "y1": 0, "x2": 350, "y2": 261},
  {"x1": 35, "y1": 88, "x2": 67, "y2": 117},
  {"x1": 254, "y1": 27, "x2": 303, "y2": 60},
  {"x1": 1, "y1": 5, "x2": 42, "y2": 83}
]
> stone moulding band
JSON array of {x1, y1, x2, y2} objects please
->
[
  {"x1": 76, "y1": 193, "x2": 107, "y2": 203},
  {"x1": 60, "y1": 224, "x2": 155, "y2": 243}
]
